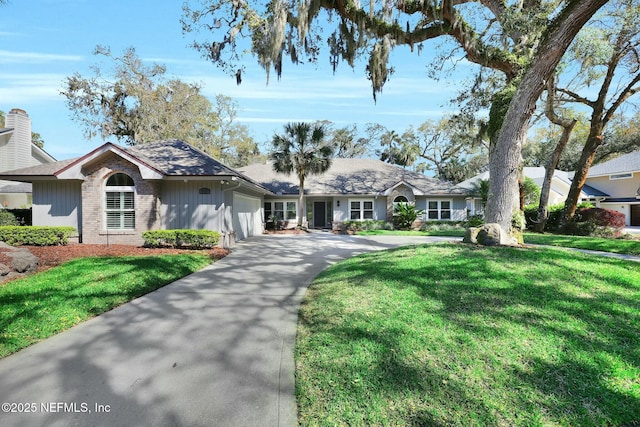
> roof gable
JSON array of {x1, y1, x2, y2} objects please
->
[{"x1": 55, "y1": 142, "x2": 163, "y2": 180}]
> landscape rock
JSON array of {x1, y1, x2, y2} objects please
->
[
  {"x1": 463, "y1": 227, "x2": 481, "y2": 244},
  {"x1": 0, "y1": 263, "x2": 9, "y2": 276},
  {"x1": 9, "y1": 250, "x2": 39, "y2": 273},
  {"x1": 465, "y1": 223, "x2": 518, "y2": 246}
]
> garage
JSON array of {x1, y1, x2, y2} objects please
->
[
  {"x1": 632, "y1": 204, "x2": 640, "y2": 226},
  {"x1": 233, "y1": 192, "x2": 263, "y2": 240}
]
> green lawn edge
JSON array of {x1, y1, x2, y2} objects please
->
[
  {"x1": 0, "y1": 253, "x2": 211, "y2": 358},
  {"x1": 295, "y1": 243, "x2": 640, "y2": 426},
  {"x1": 356, "y1": 229, "x2": 640, "y2": 256}
]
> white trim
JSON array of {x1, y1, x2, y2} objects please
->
[
  {"x1": 348, "y1": 198, "x2": 375, "y2": 221},
  {"x1": 104, "y1": 172, "x2": 136, "y2": 231},
  {"x1": 264, "y1": 199, "x2": 298, "y2": 221},
  {"x1": 609, "y1": 172, "x2": 633, "y2": 180},
  {"x1": 57, "y1": 145, "x2": 163, "y2": 180},
  {"x1": 382, "y1": 180, "x2": 425, "y2": 196},
  {"x1": 426, "y1": 199, "x2": 453, "y2": 221}
]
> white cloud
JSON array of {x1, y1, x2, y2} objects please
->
[
  {"x1": 0, "y1": 73, "x2": 66, "y2": 103},
  {"x1": 0, "y1": 50, "x2": 83, "y2": 64}
]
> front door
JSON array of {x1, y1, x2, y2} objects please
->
[
  {"x1": 313, "y1": 201, "x2": 326, "y2": 228},
  {"x1": 631, "y1": 204, "x2": 640, "y2": 226}
]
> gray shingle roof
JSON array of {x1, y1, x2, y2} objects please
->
[
  {"x1": 0, "y1": 140, "x2": 270, "y2": 193},
  {"x1": 125, "y1": 140, "x2": 241, "y2": 176},
  {"x1": 0, "y1": 157, "x2": 78, "y2": 178},
  {"x1": 239, "y1": 158, "x2": 465, "y2": 196},
  {"x1": 588, "y1": 151, "x2": 640, "y2": 176}
]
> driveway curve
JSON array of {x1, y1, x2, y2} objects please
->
[{"x1": 0, "y1": 233, "x2": 455, "y2": 427}]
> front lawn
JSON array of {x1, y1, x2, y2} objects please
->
[
  {"x1": 296, "y1": 244, "x2": 640, "y2": 426},
  {"x1": 358, "y1": 229, "x2": 640, "y2": 257},
  {"x1": 0, "y1": 254, "x2": 211, "y2": 357},
  {"x1": 357, "y1": 229, "x2": 466, "y2": 237},
  {"x1": 524, "y1": 233, "x2": 640, "y2": 256}
]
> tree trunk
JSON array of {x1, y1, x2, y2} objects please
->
[
  {"x1": 298, "y1": 174, "x2": 305, "y2": 228},
  {"x1": 534, "y1": 119, "x2": 576, "y2": 232},
  {"x1": 560, "y1": 126, "x2": 604, "y2": 227},
  {"x1": 484, "y1": 0, "x2": 609, "y2": 233}
]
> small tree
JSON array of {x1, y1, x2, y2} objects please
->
[
  {"x1": 393, "y1": 203, "x2": 425, "y2": 230},
  {"x1": 270, "y1": 122, "x2": 336, "y2": 228}
]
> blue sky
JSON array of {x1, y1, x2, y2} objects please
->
[{"x1": 0, "y1": 0, "x2": 477, "y2": 161}]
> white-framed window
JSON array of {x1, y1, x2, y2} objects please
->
[
  {"x1": 610, "y1": 173, "x2": 633, "y2": 180},
  {"x1": 264, "y1": 200, "x2": 297, "y2": 221},
  {"x1": 105, "y1": 173, "x2": 135, "y2": 230},
  {"x1": 349, "y1": 199, "x2": 374, "y2": 220},
  {"x1": 426, "y1": 200, "x2": 452, "y2": 220}
]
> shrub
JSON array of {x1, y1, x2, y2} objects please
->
[
  {"x1": 393, "y1": 203, "x2": 425, "y2": 230},
  {"x1": 575, "y1": 207, "x2": 626, "y2": 229},
  {"x1": 420, "y1": 221, "x2": 467, "y2": 232},
  {"x1": 0, "y1": 210, "x2": 19, "y2": 226},
  {"x1": 0, "y1": 226, "x2": 76, "y2": 246},
  {"x1": 568, "y1": 207, "x2": 626, "y2": 238},
  {"x1": 142, "y1": 229, "x2": 220, "y2": 248},
  {"x1": 466, "y1": 215, "x2": 484, "y2": 227},
  {"x1": 524, "y1": 204, "x2": 565, "y2": 232},
  {"x1": 343, "y1": 220, "x2": 394, "y2": 232}
]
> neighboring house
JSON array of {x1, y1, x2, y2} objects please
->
[
  {"x1": 0, "y1": 140, "x2": 271, "y2": 245},
  {"x1": 0, "y1": 109, "x2": 56, "y2": 208},
  {"x1": 585, "y1": 151, "x2": 640, "y2": 226},
  {"x1": 239, "y1": 159, "x2": 469, "y2": 229},
  {"x1": 455, "y1": 167, "x2": 607, "y2": 216}
]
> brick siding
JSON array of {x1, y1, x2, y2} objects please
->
[{"x1": 81, "y1": 153, "x2": 161, "y2": 245}]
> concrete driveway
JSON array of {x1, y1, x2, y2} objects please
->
[{"x1": 0, "y1": 233, "x2": 454, "y2": 427}]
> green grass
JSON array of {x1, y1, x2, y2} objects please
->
[
  {"x1": 524, "y1": 233, "x2": 640, "y2": 256},
  {"x1": 357, "y1": 229, "x2": 466, "y2": 237},
  {"x1": 358, "y1": 229, "x2": 640, "y2": 257},
  {"x1": 0, "y1": 254, "x2": 210, "y2": 357},
  {"x1": 296, "y1": 244, "x2": 640, "y2": 426}
]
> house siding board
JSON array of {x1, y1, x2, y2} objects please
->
[
  {"x1": 375, "y1": 197, "x2": 387, "y2": 220},
  {"x1": 451, "y1": 198, "x2": 467, "y2": 221},
  {"x1": 161, "y1": 181, "x2": 223, "y2": 231},
  {"x1": 32, "y1": 181, "x2": 82, "y2": 233},
  {"x1": 586, "y1": 174, "x2": 640, "y2": 199},
  {"x1": 333, "y1": 197, "x2": 348, "y2": 223}
]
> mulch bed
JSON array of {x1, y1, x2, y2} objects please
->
[{"x1": 0, "y1": 244, "x2": 229, "y2": 284}]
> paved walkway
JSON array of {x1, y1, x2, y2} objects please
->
[{"x1": 0, "y1": 234, "x2": 454, "y2": 427}]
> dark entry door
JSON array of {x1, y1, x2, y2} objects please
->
[
  {"x1": 313, "y1": 202, "x2": 326, "y2": 228},
  {"x1": 631, "y1": 204, "x2": 640, "y2": 226}
]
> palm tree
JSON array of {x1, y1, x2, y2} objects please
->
[{"x1": 270, "y1": 122, "x2": 336, "y2": 228}]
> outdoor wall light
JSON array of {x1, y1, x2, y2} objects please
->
[{"x1": 337, "y1": 200, "x2": 340, "y2": 207}]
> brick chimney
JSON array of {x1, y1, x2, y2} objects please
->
[{"x1": 1, "y1": 108, "x2": 32, "y2": 172}]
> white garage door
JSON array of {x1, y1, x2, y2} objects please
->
[{"x1": 233, "y1": 193, "x2": 262, "y2": 240}]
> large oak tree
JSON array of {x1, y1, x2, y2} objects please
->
[
  {"x1": 183, "y1": 0, "x2": 608, "y2": 233},
  {"x1": 61, "y1": 46, "x2": 260, "y2": 167}
]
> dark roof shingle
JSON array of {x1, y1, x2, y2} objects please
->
[{"x1": 239, "y1": 158, "x2": 465, "y2": 196}]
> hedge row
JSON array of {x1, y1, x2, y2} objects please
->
[
  {"x1": 0, "y1": 226, "x2": 76, "y2": 246},
  {"x1": 142, "y1": 229, "x2": 221, "y2": 249},
  {"x1": 342, "y1": 220, "x2": 394, "y2": 232}
]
